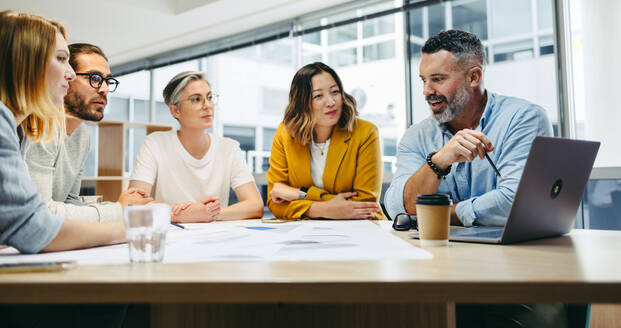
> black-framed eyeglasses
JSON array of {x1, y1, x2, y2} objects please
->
[
  {"x1": 75, "y1": 73, "x2": 119, "y2": 92},
  {"x1": 392, "y1": 213, "x2": 417, "y2": 231}
]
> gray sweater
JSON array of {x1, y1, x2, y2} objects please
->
[{"x1": 25, "y1": 122, "x2": 124, "y2": 222}]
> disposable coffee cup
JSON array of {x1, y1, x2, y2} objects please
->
[
  {"x1": 124, "y1": 204, "x2": 171, "y2": 263},
  {"x1": 415, "y1": 194, "x2": 451, "y2": 247}
]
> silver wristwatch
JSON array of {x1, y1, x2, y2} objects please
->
[{"x1": 298, "y1": 186, "x2": 308, "y2": 200}]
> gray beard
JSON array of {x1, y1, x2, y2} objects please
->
[{"x1": 433, "y1": 86, "x2": 469, "y2": 123}]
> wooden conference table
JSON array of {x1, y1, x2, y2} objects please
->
[{"x1": 0, "y1": 224, "x2": 620, "y2": 328}]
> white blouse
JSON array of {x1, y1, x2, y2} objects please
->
[{"x1": 310, "y1": 139, "x2": 330, "y2": 189}]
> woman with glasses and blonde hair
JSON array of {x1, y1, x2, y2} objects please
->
[
  {"x1": 0, "y1": 11, "x2": 125, "y2": 253},
  {"x1": 129, "y1": 71, "x2": 263, "y2": 222},
  {"x1": 267, "y1": 62, "x2": 384, "y2": 220}
]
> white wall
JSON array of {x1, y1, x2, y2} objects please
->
[{"x1": 581, "y1": 0, "x2": 621, "y2": 167}]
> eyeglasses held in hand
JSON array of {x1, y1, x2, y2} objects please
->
[
  {"x1": 392, "y1": 213, "x2": 417, "y2": 231},
  {"x1": 76, "y1": 73, "x2": 119, "y2": 92},
  {"x1": 182, "y1": 94, "x2": 219, "y2": 109}
]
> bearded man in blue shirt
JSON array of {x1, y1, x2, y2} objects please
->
[
  {"x1": 384, "y1": 30, "x2": 573, "y2": 328},
  {"x1": 385, "y1": 29, "x2": 551, "y2": 227}
]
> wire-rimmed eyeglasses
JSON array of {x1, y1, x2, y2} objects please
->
[
  {"x1": 75, "y1": 73, "x2": 119, "y2": 92},
  {"x1": 181, "y1": 94, "x2": 219, "y2": 109}
]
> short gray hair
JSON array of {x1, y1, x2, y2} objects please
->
[
  {"x1": 422, "y1": 30, "x2": 485, "y2": 68},
  {"x1": 162, "y1": 71, "x2": 208, "y2": 106}
]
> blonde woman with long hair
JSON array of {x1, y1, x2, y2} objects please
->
[
  {"x1": 267, "y1": 62, "x2": 384, "y2": 220},
  {"x1": 0, "y1": 11, "x2": 125, "y2": 253}
]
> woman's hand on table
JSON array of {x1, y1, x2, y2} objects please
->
[
  {"x1": 306, "y1": 192, "x2": 381, "y2": 220},
  {"x1": 172, "y1": 196, "x2": 221, "y2": 223}
]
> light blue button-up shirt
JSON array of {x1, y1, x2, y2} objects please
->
[
  {"x1": 384, "y1": 92, "x2": 552, "y2": 226},
  {"x1": 0, "y1": 101, "x2": 64, "y2": 253}
]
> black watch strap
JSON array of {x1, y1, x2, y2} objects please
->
[
  {"x1": 300, "y1": 186, "x2": 309, "y2": 193},
  {"x1": 426, "y1": 152, "x2": 451, "y2": 179}
]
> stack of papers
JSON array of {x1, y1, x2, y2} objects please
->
[{"x1": 0, "y1": 220, "x2": 432, "y2": 265}]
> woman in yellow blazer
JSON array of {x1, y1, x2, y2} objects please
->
[{"x1": 267, "y1": 62, "x2": 384, "y2": 220}]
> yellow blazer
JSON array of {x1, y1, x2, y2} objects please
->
[{"x1": 267, "y1": 118, "x2": 385, "y2": 220}]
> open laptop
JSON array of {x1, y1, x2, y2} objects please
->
[{"x1": 409, "y1": 136, "x2": 600, "y2": 244}]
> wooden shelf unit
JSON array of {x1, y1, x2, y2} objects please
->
[{"x1": 85, "y1": 120, "x2": 173, "y2": 201}]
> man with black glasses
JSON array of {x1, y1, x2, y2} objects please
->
[{"x1": 25, "y1": 43, "x2": 152, "y2": 222}]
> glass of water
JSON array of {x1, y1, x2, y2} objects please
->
[{"x1": 124, "y1": 204, "x2": 171, "y2": 263}]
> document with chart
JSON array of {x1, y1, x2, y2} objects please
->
[{"x1": 0, "y1": 220, "x2": 432, "y2": 265}]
